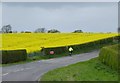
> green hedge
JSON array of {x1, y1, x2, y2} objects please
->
[
  {"x1": 42, "y1": 37, "x2": 116, "y2": 57},
  {"x1": 0, "y1": 49, "x2": 27, "y2": 64},
  {"x1": 99, "y1": 44, "x2": 119, "y2": 70}
]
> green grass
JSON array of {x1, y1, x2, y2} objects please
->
[{"x1": 40, "y1": 58, "x2": 118, "y2": 81}]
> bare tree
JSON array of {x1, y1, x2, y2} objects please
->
[
  {"x1": 34, "y1": 28, "x2": 46, "y2": 33},
  {"x1": 1, "y1": 25, "x2": 12, "y2": 33}
]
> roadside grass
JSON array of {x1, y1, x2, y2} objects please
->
[{"x1": 40, "y1": 58, "x2": 118, "y2": 81}]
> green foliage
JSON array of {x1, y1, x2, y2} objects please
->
[
  {"x1": 1, "y1": 49, "x2": 27, "y2": 64},
  {"x1": 99, "y1": 44, "x2": 119, "y2": 70}
]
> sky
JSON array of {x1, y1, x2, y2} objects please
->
[
  {"x1": 0, "y1": 3, "x2": 2, "y2": 30},
  {"x1": 1, "y1": 0, "x2": 119, "y2": 2},
  {"x1": 1, "y1": 2, "x2": 118, "y2": 32}
]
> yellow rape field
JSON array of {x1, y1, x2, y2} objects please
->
[{"x1": 0, "y1": 33, "x2": 118, "y2": 53}]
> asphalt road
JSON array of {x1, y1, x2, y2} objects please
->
[{"x1": 2, "y1": 50, "x2": 99, "y2": 82}]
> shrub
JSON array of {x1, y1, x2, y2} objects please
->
[
  {"x1": 99, "y1": 44, "x2": 119, "y2": 70},
  {"x1": 0, "y1": 49, "x2": 27, "y2": 64}
]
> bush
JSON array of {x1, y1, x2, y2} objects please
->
[
  {"x1": 99, "y1": 44, "x2": 119, "y2": 70},
  {"x1": 0, "y1": 49, "x2": 27, "y2": 64}
]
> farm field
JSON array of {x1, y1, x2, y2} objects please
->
[{"x1": 1, "y1": 33, "x2": 118, "y2": 53}]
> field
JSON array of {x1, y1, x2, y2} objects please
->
[{"x1": 1, "y1": 33, "x2": 117, "y2": 53}]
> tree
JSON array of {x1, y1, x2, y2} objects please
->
[
  {"x1": 34, "y1": 28, "x2": 46, "y2": 33},
  {"x1": 21, "y1": 31, "x2": 24, "y2": 33},
  {"x1": 1, "y1": 25, "x2": 12, "y2": 33},
  {"x1": 48, "y1": 29, "x2": 60, "y2": 33},
  {"x1": 73, "y1": 30, "x2": 83, "y2": 33},
  {"x1": 25, "y1": 31, "x2": 32, "y2": 33}
]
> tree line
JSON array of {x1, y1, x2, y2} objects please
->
[{"x1": 0, "y1": 24, "x2": 83, "y2": 33}]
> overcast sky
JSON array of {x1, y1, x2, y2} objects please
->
[{"x1": 1, "y1": 2, "x2": 118, "y2": 32}]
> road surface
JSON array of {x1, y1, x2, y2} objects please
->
[{"x1": 2, "y1": 50, "x2": 99, "y2": 82}]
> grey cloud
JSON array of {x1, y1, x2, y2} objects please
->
[{"x1": 2, "y1": 2, "x2": 118, "y2": 32}]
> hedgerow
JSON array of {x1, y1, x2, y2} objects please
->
[
  {"x1": 0, "y1": 49, "x2": 27, "y2": 64},
  {"x1": 99, "y1": 44, "x2": 119, "y2": 70}
]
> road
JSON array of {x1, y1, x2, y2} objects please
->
[{"x1": 2, "y1": 50, "x2": 99, "y2": 82}]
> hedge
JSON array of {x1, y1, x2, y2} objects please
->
[
  {"x1": 0, "y1": 49, "x2": 27, "y2": 64},
  {"x1": 99, "y1": 44, "x2": 119, "y2": 70},
  {"x1": 42, "y1": 37, "x2": 116, "y2": 57},
  {"x1": 44, "y1": 47, "x2": 67, "y2": 55}
]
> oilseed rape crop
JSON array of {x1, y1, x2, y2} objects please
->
[{"x1": 1, "y1": 33, "x2": 118, "y2": 53}]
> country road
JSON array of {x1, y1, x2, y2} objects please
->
[{"x1": 2, "y1": 50, "x2": 99, "y2": 82}]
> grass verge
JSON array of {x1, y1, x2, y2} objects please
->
[{"x1": 40, "y1": 58, "x2": 118, "y2": 81}]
